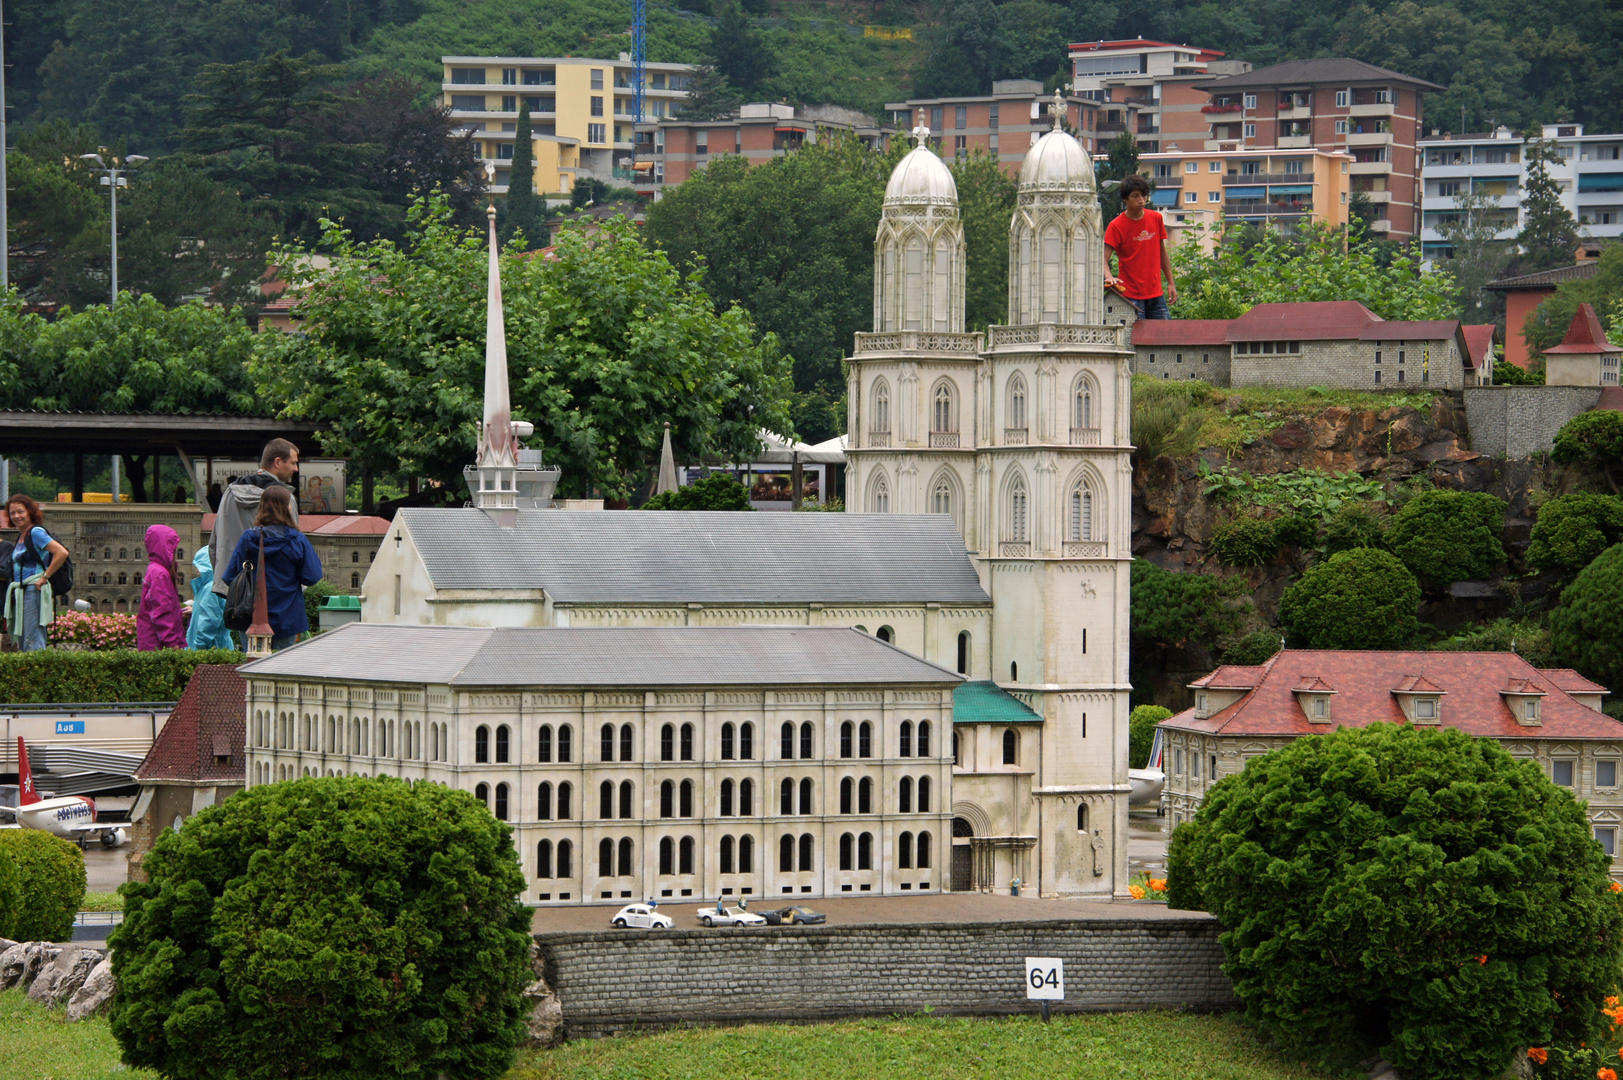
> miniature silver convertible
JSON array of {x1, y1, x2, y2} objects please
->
[{"x1": 695, "y1": 904, "x2": 766, "y2": 927}]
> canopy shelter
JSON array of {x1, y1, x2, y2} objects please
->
[{"x1": 0, "y1": 411, "x2": 323, "y2": 504}]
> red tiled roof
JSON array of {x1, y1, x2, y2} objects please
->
[
  {"x1": 1542, "y1": 668, "x2": 1610, "y2": 694},
  {"x1": 1227, "y1": 302, "x2": 1379, "y2": 342},
  {"x1": 1461, "y1": 324, "x2": 1496, "y2": 369},
  {"x1": 1501, "y1": 677, "x2": 1546, "y2": 696},
  {"x1": 1292, "y1": 676, "x2": 1336, "y2": 693},
  {"x1": 1163, "y1": 650, "x2": 1623, "y2": 740},
  {"x1": 1359, "y1": 320, "x2": 1460, "y2": 342},
  {"x1": 1189, "y1": 665, "x2": 1267, "y2": 689},
  {"x1": 1543, "y1": 303, "x2": 1621, "y2": 355},
  {"x1": 1132, "y1": 320, "x2": 1233, "y2": 346},
  {"x1": 133, "y1": 666, "x2": 246, "y2": 783},
  {"x1": 1393, "y1": 674, "x2": 1448, "y2": 694},
  {"x1": 1485, "y1": 262, "x2": 1600, "y2": 292}
]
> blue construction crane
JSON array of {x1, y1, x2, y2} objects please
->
[{"x1": 632, "y1": 0, "x2": 647, "y2": 123}]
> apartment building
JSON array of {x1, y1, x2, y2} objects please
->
[
  {"x1": 1193, "y1": 59, "x2": 1442, "y2": 239},
  {"x1": 1420, "y1": 124, "x2": 1623, "y2": 260},
  {"x1": 884, "y1": 80, "x2": 1102, "y2": 176},
  {"x1": 1068, "y1": 38, "x2": 1250, "y2": 154},
  {"x1": 442, "y1": 55, "x2": 695, "y2": 195},
  {"x1": 1132, "y1": 147, "x2": 1352, "y2": 234},
  {"x1": 633, "y1": 103, "x2": 892, "y2": 196}
]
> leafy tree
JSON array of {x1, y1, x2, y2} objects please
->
[
  {"x1": 1095, "y1": 131, "x2": 1141, "y2": 226},
  {"x1": 0, "y1": 830, "x2": 85, "y2": 942},
  {"x1": 1221, "y1": 629, "x2": 1282, "y2": 666},
  {"x1": 570, "y1": 177, "x2": 611, "y2": 209},
  {"x1": 259, "y1": 194, "x2": 794, "y2": 500},
  {"x1": 677, "y1": 62, "x2": 742, "y2": 121},
  {"x1": 1516, "y1": 136, "x2": 1581, "y2": 272},
  {"x1": 996, "y1": 0, "x2": 1069, "y2": 83},
  {"x1": 1523, "y1": 245, "x2": 1623, "y2": 362},
  {"x1": 1129, "y1": 560, "x2": 1251, "y2": 651},
  {"x1": 1551, "y1": 409, "x2": 1623, "y2": 494},
  {"x1": 1493, "y1": 358, "x2": 1544, "y2": 385},
  {"x1": 1551, "y1": 543, "x2": 1623, "y2": 693},
  {"x1": 1527, "y1": 493, "x2": 1623, "y2": 576},
  {"x1": 914, "y1": 0, "x2": 1003, "y2": 98},
  {"x1": 1435, "y1": 187, "x2": 1512, "y2": 324},
  {"x1": 1207, "y1": 515, "x2": 1280, "y2": 567},
  {"x1": 1168, "y1": 723, "x2": 1623, "y2": 1080},
  {"x1": 1279, "y1": 548, "x2": 1420, "y2": 649},
  {"x1": 710, "y1": 1, "x2": 776, "y2": 95},
  {"x1": 642, "y1": 474, "x2": 752, "y2": 510},
  {"x1": 954, "y1": 150, "x2": 1017, "y2": 331},
  {"x1": 1385, "y1": 490, "x2": 1507, "y2": 589},
  {"x1": 109, "y1": 776, "x2": 532, "y2": 1080},
  {"x1": 115, "y1": 162, "x2": 274, "y2": 307},
  {"x1": 501, "y1": 99, "x2": 547, "y2": 249},
  {"x1": 1128, "y1": 704, "x2": 1172, "y2": 769}
]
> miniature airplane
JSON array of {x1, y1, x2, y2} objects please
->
[{"x1": 0, "y1": 737, "x2": 127, "y2": 848}]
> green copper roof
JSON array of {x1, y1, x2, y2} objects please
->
[{"x1": 952, "y1": 681, "x2": 1043, "y2": 725}]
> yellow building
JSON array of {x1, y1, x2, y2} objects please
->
[
  {"x1": 442, "y1": 55, "x2": 695, "y2": 198},
  {"x1": 1124, "y1": 146, "x2": 1353, "y2": 239}
]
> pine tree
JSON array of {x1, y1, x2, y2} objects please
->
[
  {"x1": 1517, "y1": 136, "x2": 1580, "y2": 271},
  {"x1": 678, "y1": 63, "x2": 741, "y2": 122},
  {"x1": 1096, "y1": 131, "x2": 1142, "y2": 224},
  {"x1": 502, "y1": 100, "x2": 546, "y2": 249}
]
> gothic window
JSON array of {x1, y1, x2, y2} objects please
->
[
  {"x1": 932, "y1": 238, "x2": 951, "y2": 331},
  {"x1": 1018, "y1": 231, "x2": 1033, "y2": 322},
  {"x1": 1004, "y1": 472, "x2": 1029, "y2": 542},
  {"x1": 871, "y1": 379, "x2": 891, "y2": 435},
  {"x1": 1041, "y1": 226, "x2": 1061, "y2": 322},
  {"x1": 1071, "y1": 228, "x2": 1091, "y2": 323},
  {"x1": 1073, "y1": 377, "x2": 1095, "y2": 430},
  {"x1": 881, "y1": 244, "x2": 898, "y2": 331},
  {"x1": 957, "y1": 632, "x2": 969, "y2": 675},
  {"x1": 1007, "y1": 373, "x2": 1028, "y2": 431},
  {"x1": 1070, "y1": 479, "x2": 1096, "y2": 541},
  {"x1": 904, "y1": 238, "x2": 925, "y2": 330},
  {"x1": 932, "y1": 381, "x2": 956, "y2": 433},
  {"x1": 868, "y1": 469, "x2": 891, "y2": 514},
  {"x1": 931, "y1": 475, "x2": 952, "y2": 516}
]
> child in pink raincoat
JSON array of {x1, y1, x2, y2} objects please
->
[{"x1": 136, "y1": 524, "x2": 186, "y2": 651}]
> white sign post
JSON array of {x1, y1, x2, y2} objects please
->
[{"x1": 1024, "y1": 956, "x2": 1064, "y2": 1022}]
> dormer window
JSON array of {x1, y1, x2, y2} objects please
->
[
  {"x1": 1414, "y1": 697, "x2": 1438, "y2": 720},
  {"x1": 1312, "y1": 696, "x2": 1329, "y2": 719},
  {"x1": 1196, "y1": 692, "x2": 1209, "y2": 714},
  {"x1": 1523, "y1": 699, "x2": 1540, "y2": 723}
]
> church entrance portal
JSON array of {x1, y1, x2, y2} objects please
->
[{"x1": 951, "y1": 817, "x2": 973, "y2": 891}]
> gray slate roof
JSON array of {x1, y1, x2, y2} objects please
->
[
  {"x1": 399, "y1": 509, "x2": 990, "y2": 605},
  {"x1": 1194, "y1": 58, "x2": 1444, "y2": 92},
  {"x1": 241, "y1": 624, "x2": 963, "y2": 687}
]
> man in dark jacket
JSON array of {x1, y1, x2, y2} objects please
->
[{"x1": 210, "y1": 439, "x2": 300, "y2": 597}]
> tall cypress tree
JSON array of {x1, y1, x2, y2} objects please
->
[
  {"x1": 502, "y1": 100, "x2": 545, "y2": 249},
  {"x1": 1517, "y1": 135, "x2": 1580, "y2": 271}
]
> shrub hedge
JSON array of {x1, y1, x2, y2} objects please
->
[
  {"x1": 1551, "y1": 543, "x2": 1623, "y2": 695},
  {"x1": 1279, "y1": 548, "x2": 1420, "y2": 649},
  {"x1": 0, "y1": 648, "x2": 244, "y2": 703},
  {"x1": 0, "y1": 829, "x2": 86, "y2": 941},
  {"x1": 1526, "y1": 492, "x2": 1623, "y2": 577},
  {"x1": 1207, "y1": 515, "x2": 1279, "y2": 567},
  {"x1": 1386, "y1": 489, "x2": 1507, "y2": 589}
]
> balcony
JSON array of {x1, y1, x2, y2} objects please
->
[
  {"x1": 1097, "y1": 121, "x2": 1128, "y2": 134},
  {"x1": 867, "y1": 431, "x2": 891, "y2": 448},
  {"x1": 1346, "y1": 131, "x2": 1393, "y2": 147},
  {"x1": 1064, "y1": 541, "x2": 1107, "y2": 558},
  {"x1": 999, "y1": 542, "x2": 1030, "y2": 558},
  {"x1": 1201, "y1": 104, "x2": 1242, "y2": 115},
  {"x1": 1349, "y1": 160, "x2": 1392, "y2": 175},
  {"x1": 1136, "y1": 125, "x2": 1161, "y2": 136},
  {"x1": 1277, "y1": 135, "x2": 1313, "y2": 149},
  {"x1": 1069, "y1": 427, "x2": 1102, "y2": 445},
  {"x1": 1149, "y1": 175, "x2": 1183, "y2": 188},
  {"x1": 1005, "y1": 428, "x2": 1028, "y2": 445},
  {"x1": 853, "y1": 330, "x2": 984, "y2": 356},
  {"x1": 1223, "y1": 173, "x2": 1269, "y2": 186},
  {"x1": 1349, "y1": 101, "x2": 1396, "y2": 118},
  {"x1": 930, "y1": 432, "x2": 960, "y2": 449},
  {"x1": 984, "y1": 323, "x2": 1127, "y2": 349}
]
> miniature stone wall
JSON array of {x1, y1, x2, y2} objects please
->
[
  {"x1": 1134, "y1": 345, "x2": 1232, "y2": 386},
  {"x1": 535, "y1": 917, "x2": 1236, "y2": 1036},
  {"x1": 1463, "y1": 385, "x2": 1603, "y2": 458}
]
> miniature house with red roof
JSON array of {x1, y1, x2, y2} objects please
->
[
  {"x1": 1543, "y1": 303, "x2": 1622, "y2": 388},
  {"x1": 1127, "y1": 300, "x2": 1495, "y2": 390},
  {"x1": 1160, "y1": 650, "x2": 1623, "y2": 871}
]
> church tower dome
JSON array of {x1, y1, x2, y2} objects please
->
[
  {"x1": 873, "y1": 120, "x2": 965, "y2": 334},
  {"x1": 1007, "y1": 97, "x2": 1103, "y2": 326}
]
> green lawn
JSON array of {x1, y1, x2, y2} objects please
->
[
  {"x1": 1, "y1": 991, "x2": 1338, "y2": 1080},
  {"x1": 79, "y1": 892, "x2": 121, "y2": 913}
]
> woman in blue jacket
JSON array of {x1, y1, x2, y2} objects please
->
[{"x1": 222, "y1": 486, "x2": 323, "y2": 651}]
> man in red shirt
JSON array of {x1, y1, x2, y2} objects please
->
[{"x1": 1104, "y1": 174, "x2": 1177, "y2": 320}]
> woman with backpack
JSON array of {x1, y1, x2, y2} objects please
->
[
  {"x1": 221, "y1": 486, "x2": 322, "y2": 652},
  {"x1": 6, "y1": 495, "x2": 69, "y2": 652}
]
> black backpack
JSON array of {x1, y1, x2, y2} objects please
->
[
  {"x1": 223, "y1": 532, "x2": 262, "y2": 633},
  {"x1": 23, "y1": 529, "x2": 73, "y2": 597}
]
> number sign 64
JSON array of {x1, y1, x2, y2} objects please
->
[{"x1": 1024, "y1": 957, "x2": 1064, "y2": 1001}]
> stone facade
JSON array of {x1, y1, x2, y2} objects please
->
[
  {"x1": 1133, "y1": 343, "x2": 1232, "y2": 385},
  {"x1": 3, "y1": 504, "x2": 205, "y2": 615},
  {"x1": 1462, "y1": 385, "x2": 1602, "y2": 458},
  {"x1": 535, "y1": 918, "x2": 1236, "y2": 1035},
  {"x1": 1232, "y1": 337, "x2": 1467, "y2": 391}
]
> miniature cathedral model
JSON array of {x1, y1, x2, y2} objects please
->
[{"x1": 847, "y1": 108, "x2": 1135, "y2": 897}]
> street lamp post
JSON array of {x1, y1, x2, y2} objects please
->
[{"x1": 78, "y1": 151, "x2": 148, "y2": 305}]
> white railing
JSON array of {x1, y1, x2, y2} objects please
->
[
  {"x1": 929, "y1": 432, "x2": 960, "y2": 449},
  {"x1": 1004, "y1": 428, "x2": 1028, "y2": 445},
  {"x1": 853, "y1": 330, "x2": 984, "y2": 356},
  {"x1": 1064, "y1": 542, "x2": 1107, "y2": 558},
  {"x1": 986, "y1": 323, "x2": 1127, "y2": 349},
  {"x1": 999, "y1": 542, "x2": 1030, "y2": 557},
  {"x1": 867, "y1": 431, "x2": 890, "y2": 448},
  {"x1": 1069, "y1": 427, "x2": 1102, "y2": 445}
]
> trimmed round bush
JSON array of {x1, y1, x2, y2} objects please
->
[
  {"x1": 1128, "y1": 705, "x2": 1172, "y2": 769},
  {"x1": 1551, "y1": 408, "x2": 1623, "y2": 492},
  {"x1": 109, "y1": 776, "x2": 532, "y2": 1080},
  {"x1": 1208, "y1": 515, "x2": 1279, "y2": 567},
  {"x1": 1526, "y1": 492, "x2": 1623, "y2": 576},
  {"x1": 0, "y1": 828, "x2": 86, "y2": 941},
  {"x1": 1550, "y1": 542, "x2": 1623, "y2": 694},
  {"x1": 1168, "y1": 723, "x2": 1623, "y2": 1080},
  {"x1": 1318, "y1": 499, "x2": 1390, "y2": 558},
  {"x1": 1386, "y1": 489, "x2": 1506, "y2": 588},
  {"x1": 1279, "y1": 548, "x2": 1420, "y2": 649},
  {"x1": 1271, "y1": 514, "x2": 1317, "y2": 550},
  {"x1": 1221, "y1": 629, "x2": 1283, "y2": 666},
  {"x1": 643, "y1": 473, "x2": 751, "y2": 510}
]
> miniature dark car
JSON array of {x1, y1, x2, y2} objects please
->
[{"x1": 760, "y1": 905, "x2": 826, "y2": 926}]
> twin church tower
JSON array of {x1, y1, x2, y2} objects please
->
[{"x1": 847, "y1": 108, "x2": 1135, "y2": 897}]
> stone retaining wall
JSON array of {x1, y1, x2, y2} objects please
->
[
  {"x1": 1463, "y1": 385, "x2": 1602, "y2": 458},
  {"x1": 535, "y1": 917, "x2": 1236, "y2": 1037}
]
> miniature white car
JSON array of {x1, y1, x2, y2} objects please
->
[
  {"x1": 610, "y1": 904, "x2": 673, "y2": 929},
  {"x1": 695, "y1": 904, "x2": 766, "y2": 927}
]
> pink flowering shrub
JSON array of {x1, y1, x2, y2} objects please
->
[{"x1": 48, "y1": 611, "x2": 138, "y2": 650}]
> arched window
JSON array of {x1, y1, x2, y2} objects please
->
[
  {"x1": 721, "y1": 723, "x2": 735, "y2": 760},
  {"x1": 858, "y1": 777, "x2": 873, "y2": 814},
  {"x1": 475, "y1": 725, "x2": 490, "y2": 763},
  {"x1": 931, "y1": 474, "x2": 953, "y2": 517},
  {"x1": 1070, "y1": 479, "x2": 1095, "y2": 542},
  {"x1": 538, "y1": 725, "x2": 553, "y2": 763},
  {"x1": 740, "y1": 779, "x2": 754, "y2": 816},
  {"x1": 868, "y1": 469, "x2": 890, "y2": 514},
  {"x1": 918, "y1": 721, "x2": 931, "y2": 758},
  {"x1": 858, "y1": 721, "x2": 872, "y2": 759},
  {"x1": 858, "y1": 832, "x2": 873, "y2": 871},
  {"x1": 876, "y1": 626, "x2": 893, "y2": 643},
  {"x1": 537, "y1": 782, "x2": 553, "y2": 820},
  {"x1": 599, "y1": 781, "x2": 614, "y2": 819},
  {"x1": 799, "y1": 777, "x2": 814, "y2": 815},
  {"x1": 780, "y1": 834, "x2": 795, "y2": 872},
  {"x1": 957, "y1": 631, "x2": 969, "y2": 675},
  {"x1": 1012, "y1": 660, "x2": 1018, "y2": 681},
  {"x1": 898, "y1": 832, "x2": 914, "y2": 869},
  {"x1": 1073, "y1": 376, "x2": 1095, "y2": 431},
  {"x1": 1005, "y1": 472, "x2": 1028, "y2": 542},
  {"x1": 720, "y1": 835, "x2": 735, "y2": 874},
  {"x1": 800, "y1": 722, "x2": 815, "y2": 760},
  {"x1": 494, "y1": 783, "x2": 509, "y2": 821},
  {"x1": 600, "y1": 724, "x2": 615, "y2": 762},
  {"x1": 495, "y1": 725, "x2": 510, "y2": 763},
  {"x1": 899, "y1": 776, "x2": 913, "y2": 813},
  {"x1": 557, "y1": 839, "x2": 573, "y2": 878},
  {"x1": 904, "y1": 237, "x2": 925, "y2": 329},
  {"x1": 660, "y1": 780, "x2": 674, "y2": 818},
  {"x1": 620, "y1": 724, "x2": 634, "y2": 762},
  {"x1": 680, "y1": 723, "x2": 694, "y2": 762},
  {"x1": 659, "y1": 837, "x2": 674, "y2": 875},
  {"x1": 660, "y1": 724, "x2": 674, "y2": 762},
  {"x1": 933, "y1": 237, "x2": 951, "y2": 331},
  {"x1": 617, "y1": 838, "x2": 634, "y2": 877},
  {"x1": 899, "y1": 721, "x2": 913, "y2": 758},
  {"x1": 351, "y1": 572, "x2": 360, "y2": 589},
  {"x1": 932, "y1": 381, "x2": 955, "y2": 433},
  {"x1": 872, "y1": 378, "x2": 891, "y2": 435},
  {"x1": 799, "y1": 833, "x2": 814, "y2": 871},
  {"x1": 781, "y1": 722, "x2": 795, "y2": 759},
  {"x1": 1077, "y1": 803, "x2": 1088, "y2": 831},
  {"x1": 739, "y1": 835, "x2": 754, "y2": 873},
  {"x1": 118, "y1": 572, "x2": 128, "y2": 585},
  {"x1": 557, "y1": 782, "x2": 572, "y2": 820},
  {"x1": 1007, "y1": 373, "x2": 1028, "y2": 432},
  {"x1": 678, "y1": 836, "x2": 694, "y2": 875},
  {"x1": 918, "y1": 775, "x2": 931, "y2": 812},
  {"x1": 840, "y1": 721, "x2": 853, "y2": 759},
  {"x1": 780, "y1": 778, "x2": 794, "y2": 815},
  {"x1": 1040, "y1": 225, "x2": 1062, "y2": 322},
  {"x1": 740, "y1": 722, "x2": 754, "y2": 760},
  {"x1": 840, "y1": 777, "x2": 854, "y2": 814},
  {"x1": 351, "y1": 550, "x2": 360, "y2": 563},
  {"x1": 475, "y1": 782, "x2": 489, "y2": 807},
  {"x1": 917, "y1": 831, "x2": 932, "y2": 869},
  {"x1": 1003, "y1": 729, "x2": 1018, "y2": 765},
  {"x1": 599, "y1": 838, "x2": 614, "y2": 877},
  {"x1": 720, "y1": 779, "x2": 735, "y2": 816},
  {"x1": 558, "y1": 725, "x2": 572, "y2": 763},
  {"x1": 839, "y1": 833, "x2": 854, "y2": 871}
]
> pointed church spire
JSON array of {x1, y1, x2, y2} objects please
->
[
  {"x1": 473, "y1": 194, "x2": 519, "y2": 523},
  {"x1": 656, "y1": 422, "x2": 678, "y2": 496},
  {"x1": 245, "y1": 534, "x2": 274, "y2": 658}
]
